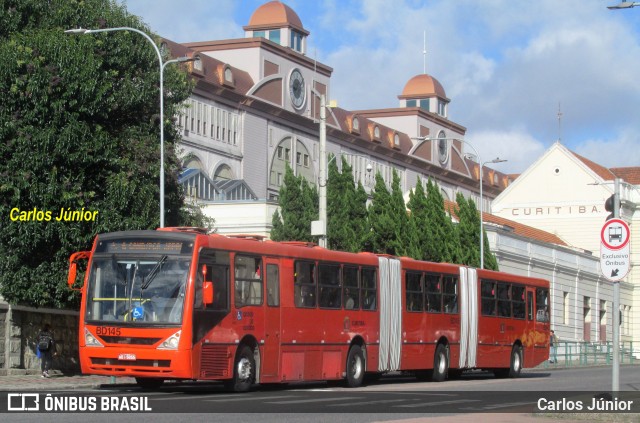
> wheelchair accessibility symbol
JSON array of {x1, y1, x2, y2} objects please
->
[{"x1": 132, "y1": 306, "x2": 144, "y2": 320}]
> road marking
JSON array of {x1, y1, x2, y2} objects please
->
[
  {"x1": 267, "y1": 396, "x2": 361, "y2": 404},
  {"x1": 204, "y1": 395, "x2": 294, "y2": 402},
  {"x1": 395, "y1": 399, "x2": 481, "y2": 408},
  {"x1": 329, "y1": 399, "x2": 407, "y2": 407}
]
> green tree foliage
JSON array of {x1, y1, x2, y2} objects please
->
[
  {"x1": 0, "y1": 0, "x2": 194, "y2": 307},
  {"x1": 407, "y1": 179, "x2": 430, "y2": 261},
  {"x1": 327, "y1": 156, "x2": 368, "y2": 252},
  {"x1": 455, "y1": 193, "x2": 480, "y2": 267},
  {"x1": 425, "y1": 178, "x2": 458, "y2": 263},
  {"x1": 454, "y1": 193, "x2": 498, "y2": 270},
  {"x1": 270, "y1": 165, "x2": 318, "y2": 242},
  {"x1": 367, "y1": 171, "x2": 413, "y2": 257}
]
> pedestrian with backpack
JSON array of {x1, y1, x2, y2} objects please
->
[{"x1": 37, "y1": 324, "x2": 55, "y2": 378}]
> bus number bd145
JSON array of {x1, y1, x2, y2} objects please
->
[{"x1": 96, "y1": 327, "x2": 121, "y2": 336}]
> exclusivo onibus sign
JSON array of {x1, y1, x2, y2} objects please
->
[{"x1": 600, "y1": 218, "x2": 631, "y2": 282}]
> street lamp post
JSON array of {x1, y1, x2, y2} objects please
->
[
  {"x1": 65, "y1": 27, "x2": 193, "y2": 228},
  {"x1": 412, "y1": 136, "x2": 506, "y2": 269}
]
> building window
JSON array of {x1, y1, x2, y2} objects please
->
[
  {"x1": 254, "y1": 30, "x2": 265, "y2": 38},
  {"x1": 563, "y1": 291, "x2": 570, "y2": 325},
  {"x1": 406, "y1": 99, "x2": 417, "y2": 108},
  {"x1": 303, "y1": 154, "x2": 310, "y2": 167},
  {"x1": 438, "y1": 100, "x2": 446, "y2": 116},
  {"x1": 193, "y1": 56, "x2": 202, "y2": 72},
  {"x1": 420, "y1": 99, "x2": 429, "y2": 111},
  {"x1": 268, "y1": 29, "x2": 281, "y2": 44},
  {"x1": 290, "y1": 31, "x2": 303, "y2": 52},
  {"x1": 393, "y1": 133, "x2": 400, "y2": 146}
]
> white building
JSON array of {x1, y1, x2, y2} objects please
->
[{"x1": 492, "y1": 142, "x2": 639, "y2": 345}]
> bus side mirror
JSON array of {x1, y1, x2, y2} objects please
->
[
  {"x1": 67, "y1": 251, "x2": 91, "y2": 291},
  {"x1": 203, "y1": 282, "x2": 214, "y2": 305}
]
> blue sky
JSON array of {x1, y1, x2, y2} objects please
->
[{"x1": 120, "y1": 0, "x2": 640, "y2": 174}]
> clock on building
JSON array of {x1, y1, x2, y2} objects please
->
[{"x1": 289, "y1": 69, "x2": 305, "y2": 110}]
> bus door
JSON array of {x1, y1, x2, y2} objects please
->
[{"x1": 261, "y1": 259, "x2": 281, "y2": 380}]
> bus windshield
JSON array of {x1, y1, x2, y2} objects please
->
[{"x1": 85, "y1": 255, "x2": 191, "y2": 325}]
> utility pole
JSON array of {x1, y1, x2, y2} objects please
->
[{"x1": 612, "y1": 177, "x2": 620, "y2": 393}]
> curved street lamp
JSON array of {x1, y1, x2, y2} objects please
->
[{"x1": 65, "y1": 27, "x2": 194, "y2": 228}]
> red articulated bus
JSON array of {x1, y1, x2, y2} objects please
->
[{"x1": 67, "y1": 227, "x2": 550, "y2": 391}]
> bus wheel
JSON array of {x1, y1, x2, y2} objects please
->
[
  {"x1": 346, "y1": 345, "x2": 365, "y2": 388},
  {"x1": 226, "y1": 345, "x2": 256, "y2": 392},
  {"x1": 432, "y1": 344, "x2": 449, "y2": 382},
  {"x1": 495, "y1": 345, "x2": 523, "y2": 379},
  {"x1": 135, "y1": 377, "x2": 164, "y2": 390}
]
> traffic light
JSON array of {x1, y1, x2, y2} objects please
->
[{"x1": 605, "y1": 194, "x2": 619, "y2": 220}]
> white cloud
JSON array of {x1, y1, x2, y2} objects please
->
[{"x1": 465, "y1": 129, "x2": 547, "y2": 175}]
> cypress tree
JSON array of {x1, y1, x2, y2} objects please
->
[
  {"x1": 407, "y1": 179, "x2": 429, "y2": 260},
  {"x1": 270, "y1": 165, "x2": 315, "y2": 242},
  {"x1": 426, "y1": 178, "x2": 456, "y2": 263},
  {"x1": 368, "y1": 173, "x2": 395, "y2": 255},
  {"x1": 455, "y1": 193, "x2": 480, "y2": 267}
]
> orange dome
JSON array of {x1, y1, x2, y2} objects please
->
[
  {"x1": 399, "y1": 74, "x2": 447, "y2": 99},
  {"x1": 244, "y1": 1, "x2": 308, "y2": 34}
]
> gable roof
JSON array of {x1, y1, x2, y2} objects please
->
[{"x1": 444, "y1": 200, "x2": 568, "y2": 247}]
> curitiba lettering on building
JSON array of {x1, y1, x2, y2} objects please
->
[{"x1": 511, "y1": 205, "x2": 602, "y2": 216}]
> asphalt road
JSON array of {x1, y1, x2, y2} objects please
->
[{"x1": 4, "y1": 366, "x2": 640, "y2": 422}]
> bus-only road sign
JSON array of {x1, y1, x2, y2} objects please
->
[{"x1": 600, "y1": 218, "x2": 630, "y2": 282}]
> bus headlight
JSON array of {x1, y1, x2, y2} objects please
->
[
  {"x1": 158, "y1": 330, "x2": 181, "y2": 350},
  {"x1": 85, "y1": 328, "x2": 104, "y2": 347}
]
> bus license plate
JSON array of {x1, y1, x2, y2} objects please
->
[{"x1": 118, "y1": 353, "x2": 136, "y2": 361}]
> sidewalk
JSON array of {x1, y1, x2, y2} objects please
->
[{"x1": 0, "y1": 370, "x2": 136, "y2": 391}]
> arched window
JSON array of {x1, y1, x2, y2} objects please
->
[{"x1": 214, "y1": 164, "x2": 234, "y2": 181}]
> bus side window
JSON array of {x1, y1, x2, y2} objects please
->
[
  {"x1": 361, "y1": 267, "x2": 377, "y2": 311},
  {"x1": 443, "y1": 276, "x2": 458, "y2": 314},
  {"x1": 235, "y1": 255, "x2": 263, "y2": 307},
  {"x1": 481, "y1": 280, "x2": 496, "y2": 316},
  {"x1": 536, "y1": 288, "x2": 550, "y2": 322},
  {"x1": 425, "y1": 274, "x2": 442, "y2": 313},
  {"x1": 343, "y1": 266, "x2": 359, "y2": 310},
  {"x1": 266, "y1": 264, "x2": 280, "y2": 307},
  {"x1": 294, "y1": 261, "x2": 316, "y2": 308}
]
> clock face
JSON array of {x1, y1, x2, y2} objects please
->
[{"x1": 289, "y1": 69, "x2": 305, "y2": 110}]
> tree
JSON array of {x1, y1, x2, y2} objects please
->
[
  {"x1": 270, "y1": 165, "x2": 317, "y2": 242},
  {"x1": 0, "y1": 0, "x2": 194, "y2": 308},
  {"x1": 367, "y1": 171, "x2": 413, "y2": 257},
  {"x1": 327, "y1": 156, "x2": 368, "y2": 252},
  {"x1": 454, "y1": 193, "x2": 499, "y2": 270},
  {"x1": 425, "y1": 178, "x2": 458, "y2": 263},
  {"x1": 455, "y1": 193, "x2": 480, "y2": 267},
  {"x1": 407, "y1": 179, "x2": 430, "y2": 261}
]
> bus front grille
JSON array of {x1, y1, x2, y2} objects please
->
[
  {"x1": 200, "y1": 345, "x2": 230, "y2": 378},
  {"x1": 91, "y1": 358, "x2": 171, "y2": 368}
]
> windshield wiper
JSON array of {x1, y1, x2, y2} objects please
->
[{"x1": 141, "y1": 255, "x2": 168, "y2": 290}]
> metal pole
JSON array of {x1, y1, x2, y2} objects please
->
[
  {"x1": 612, "y1": 177, "x2": 620, "y2": 393},
  {"x1": 479, "y1": 162, "x2": 484, "y2": 270},
  {"x1": 66, "y1": 27, "x2": 165, "y2": 228},
  {"x1": 318, "y1": 94, "x2": 327, "y2": 248}
]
